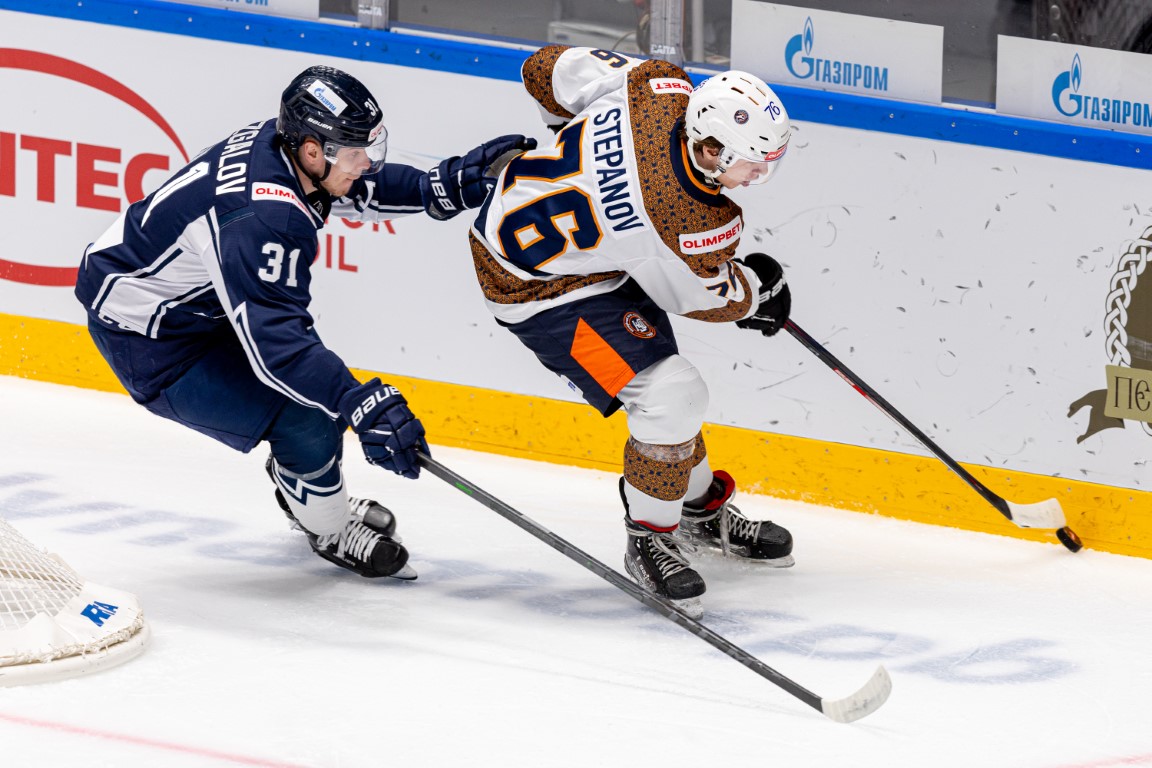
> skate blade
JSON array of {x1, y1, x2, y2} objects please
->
[
  {"x1": 685, "y1": 538, "x2": 796, "y2": 567},
  {"x1": 389, "y1": 563, "x2": 418, "y2": 581},
  {"x1": 755, "y1": 553, "x2": 795, "y2": 568}
]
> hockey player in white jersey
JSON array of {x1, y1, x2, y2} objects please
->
[
  {"x1": 470, "y1": 46, "x2": 793, "y2": 617},
  {"x1": 76, "y1": 65, "x2": 533, "y2": 580}
]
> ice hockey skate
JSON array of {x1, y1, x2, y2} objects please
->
[
  {"x1": 624, "y1": 515, "x2": 706, "y2": 619},
  {"x1": 266, "y1": 456, "x2": 415, "y2": 580},
  {"x1": 619, "y1": 479, "x2": 706, "y2": 617},
  {"x1": 680, "y1": 470, "x2": 794, "y2": 567},
  {"x1": 271, "y1": 486, "x2": 415, "y2": 580}
]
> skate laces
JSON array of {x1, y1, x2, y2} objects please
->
[
  {"x1": 685, "y1": 474, "x2": 761, "y2": 556},
  {"x1": 349, "y1": 497, "x2": 375, "y2": 518},
  {"x1": 319, "y1": 519, "x2": 382, "y2": 563},
  {"x1": 629, "y1": 527, "x2": 694, "y2": 576},
  {"x1": 718, "y1": 502, "x2": 762, "y2": 556}
]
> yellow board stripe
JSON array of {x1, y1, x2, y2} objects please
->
[{"x1": 4, "y1": 311, "x2": 1149, "y2": 557}]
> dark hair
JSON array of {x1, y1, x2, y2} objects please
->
[{"x1": 678, "y1": 125, "x2": 723, "y2": 149}]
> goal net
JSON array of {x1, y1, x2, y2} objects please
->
[{"x1": 0, "y1": 517, "x2": 149, "y2": 685}]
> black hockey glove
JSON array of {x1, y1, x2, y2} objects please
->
[
  {"x1": 338, "y1": 379, "x2": 428, "y2": 480},
  {"x1": 734, "y1": 253, "x2": 792, "y2": 337},
  {"x1": 420, "y1": 134, "x2": 538, "y2": 220}
]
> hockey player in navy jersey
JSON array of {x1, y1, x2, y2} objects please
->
[
  {"x1": 470, "y1": 46, "x2": 793, "y2": 617},
  {"x1": 76, "y1": 65, "x2": 534, "y2": 580}
]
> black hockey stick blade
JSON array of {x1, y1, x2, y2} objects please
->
[
  {"x1": 784, "y1": 319, "x2": 1066, "y2": 530},
  {"x1": 417, "y1": 451, "x2": 891, "y2": 723}
]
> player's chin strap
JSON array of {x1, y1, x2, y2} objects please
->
[
  {"x1": 686, "y1": 138, "x2": 724, "y2": 188},
  {"x1": 278, "y1": 135, "x2": 334, "y2": 219},
  {"x1": 304, "y1": 187, "x2": 332, "y2": 220}
]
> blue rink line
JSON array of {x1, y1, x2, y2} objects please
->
[{"x1": 4, "y1": 0, "x2": 1152, "y2": 169}]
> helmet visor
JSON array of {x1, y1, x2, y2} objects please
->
[
  {"x1": 323, "y1": 125, "x2": 388, "y2": 175},
  {"x1": 716, "y1": 143, "x2": 786, "y2": 186}
]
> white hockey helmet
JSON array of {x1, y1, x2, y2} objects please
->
[{"x1": 685, "y1": 71, "x2": 790, "y2": 186}]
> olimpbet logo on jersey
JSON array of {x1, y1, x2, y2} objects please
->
[
  {"x1": 996, "y1": 37, "x2": 1152, "y2": 136},
  {"x1": 730, "y1": 1, "x2": 943, "y2": 104}
]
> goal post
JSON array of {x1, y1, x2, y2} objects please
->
[{"x1": 0, "y1": 517, "x2": 149, "y2": 686}]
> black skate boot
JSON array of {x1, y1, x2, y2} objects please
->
[
  {"x1": 310, "y1": 501, "x2": 415, "y2": 580},
  {"x1": 624, "y1": 517, "x2": 707, "y2": 619},
  {"x1": 267, "y1": 458, "x2": 415, "y2": 580},
  {"x1": 680, "y1": 470, "x2": 794, "y2": 567},
  {"x1": 620, "y1": 480, "x2": 706, "y2": 618}
]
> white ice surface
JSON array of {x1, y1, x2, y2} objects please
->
[{"x1": 0, "y1": 375, "x2": 1150, "y2": 767}]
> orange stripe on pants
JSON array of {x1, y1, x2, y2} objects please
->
[{"x1": 570, "y1": 318, "x2": 636, "y2": 397}]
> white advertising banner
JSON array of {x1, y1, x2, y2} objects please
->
[
  {"x1": 730, "y1": 0, "x2": 943, "y2": 104},
  {"x1": 163, "y1": 0, "x2": 320, "y2": 20},
  {"x1": 0, "y1": 11, "x2": 1149, "y2": 493},
  {"x1": 997, "y1": 36, "x2": 1152, "y2": 136}
]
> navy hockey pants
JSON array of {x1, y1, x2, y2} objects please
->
[
  {"x1": 501, "y1": 280, "x2": 679, "y2": 416},
  {"x1": 88, "y1": 319, "x2": 342, "y2": 475}
]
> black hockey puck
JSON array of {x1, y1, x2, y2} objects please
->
[{"x1": 1056, "y1": 526, "x2": 1083, "y2": 553}]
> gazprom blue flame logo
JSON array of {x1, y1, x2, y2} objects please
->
[
  {"x1": 785, "y1": 17, "x2": 815, "y2": 79},
  {"x1": 784, "y1": 16, "x2": 888, "y2": 92},
  {"x1": 1048, "y1": 51, "x2": 1152, "y2": 126},
  {"x1": 1051, "y1": 53, "x2": 1082, "y2": 116}
]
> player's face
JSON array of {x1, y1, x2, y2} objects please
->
[
  {"x1": 320, "y1": 135, "x2": 387, "y2": 196},
  {"x1": 322, "y1": 128, "x2": 388, "y2": 176},
  {"x1": 716, "y1": 159, "x2": 773, "y2": 188},
  {"x1": 320, "y1": 152, "x2": 373, "y2": 196},
  {"x1": 715, "y1": 148, "x2": 784, "y2": 188},
  {"x1": 296, "y1": 130, "x2": 388, "y2": 197},
  {"x1": 320, "y1": 166, "x2": 362, "y2": 197},
  {"x1": 693, "y1": 142, "x2": 783, "y2": 188}
]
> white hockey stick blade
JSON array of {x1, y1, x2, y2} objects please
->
[
  {"x1": 1006, "y1": 498, "x2": 1066, "y2": 529},
  {"x1": 820, "y1": 665, "x2": 893, "y2": 723}
]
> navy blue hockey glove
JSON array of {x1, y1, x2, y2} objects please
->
[
  {"x1": 420, "y1": 134, "x2": 538, "y2": 220},
  {"x1": 734, "y1": 253, "x2": 792, "y2": 337},
  {"x1": 338, "y1": 379, "x2": 428, "y2": 480}
]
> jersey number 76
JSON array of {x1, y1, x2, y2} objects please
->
[{"x1": 496, "y1": 120, "x2": 604, "y2": 274}]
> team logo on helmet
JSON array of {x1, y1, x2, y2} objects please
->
[
  {"x1": 623, "y1": 312, "x2": 657, "y2": 339},
  {"x1": 307, "y1": 80, "x2": 348, "y2": 116},
  {"x1": 733, "y1": 109, "x2": 749, "y2": 124}
]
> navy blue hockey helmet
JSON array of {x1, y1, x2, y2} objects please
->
[{"x1": 278, "y1": 65, "x2": 388, "y2": 174}]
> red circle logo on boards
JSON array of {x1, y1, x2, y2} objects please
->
[{"x1": 0, "y1": 49, "x2": 189, "y2": 286}]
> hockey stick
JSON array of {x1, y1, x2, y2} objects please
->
[
  {"x1": 783, "y1": 320, "x2": 1072, "y2": 536},
  {"x1": 417, "y1": 451, "x2": 891, "y2": 723}
]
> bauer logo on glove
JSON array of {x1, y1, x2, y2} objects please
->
[
  {"x1": 419, "y1": 135, "x2": 538, "y2": 221},
  {"x1": 338, "y1": 379, "x2": 428, "y2": 479},
  {"x1": 345, "y1": 383, "x2": 403, "y2": 428}
]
